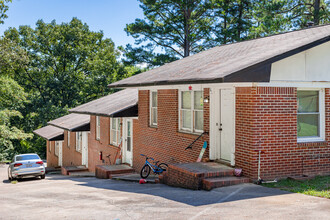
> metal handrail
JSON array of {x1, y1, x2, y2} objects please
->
[{"x1": 185, "y1": 132, "x2": 208, "y2": 150}]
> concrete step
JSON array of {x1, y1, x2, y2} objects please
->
[
  {"x1": 111, "y1": 173, "x2": 159, "y2": 183},
  {"x1": 202, "y1": 176, "x2": 250, "y2": 191},
  {"x1": 69, "y1": 171, "x2": 95, "y2": 177}
]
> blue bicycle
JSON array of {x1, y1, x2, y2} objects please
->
[{"x1": 140, "y1": 154, "x2": 168, "y2": 178}]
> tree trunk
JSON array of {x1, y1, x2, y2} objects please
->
[
  {"x1": 313, "y1": 0, "x2": 320, "y2": 25},
  {"x1": 183, "y1": 0, "x2": 191, "y2": 57}
]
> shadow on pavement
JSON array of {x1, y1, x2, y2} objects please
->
[{"x1": 46, "y1": 174, "x2": 292, "y2": 206}]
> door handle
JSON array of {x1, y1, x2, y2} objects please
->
[{"x1": 219, "y1": 123, "x2": 223, "y2": 131}]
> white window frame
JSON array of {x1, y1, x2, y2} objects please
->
[
  {"x1": 179, "y1": 90, "x2": 204, "y2": 134},
  {"x1": 67, "y1": 131, "x2": 70, "y2": 148},
  {"x1": 76, "y1": 132, "x2": 82, "y2": 153},
  {"x1": 150, "y1": 90, "x2": 158, "y2": 127},
  {"x1": 110, "y1": 118, "x2": 121, "y2": 146},
  {"x1": 96, "y1": 116, "x2": 100, "y2": 140},
  {"x1": 55, "y1": 141, "x2": 59, "y2": 156},
  {"x1": 297, "y1": 88, "x2": 325, "y2": 143}
]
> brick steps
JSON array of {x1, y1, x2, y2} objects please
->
[
  {"x1": 162, "y1": 162, "x2": 250, "y2": 190},
  {"x1": 61, "y1": 166, "x2": 88, "y2": 175},
  {"x1": 202, "y1": 176, "x2": 250, "y2": 191},
  {"x1": 95, "y1": 165, "x2": 135, "y2": 179}
]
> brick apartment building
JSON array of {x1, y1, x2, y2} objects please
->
[
  {"x1": 69, "y1": 88, "x2": 138, "y2": 172},
  {"x1": 34, "y1": 114, "x2": 90, "y2": 169},
  {"x1": 108, "y1": 24, "x2": 330, "y2": 180}
]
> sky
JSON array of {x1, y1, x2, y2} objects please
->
[{"x1": 0, "y1": 0, "x2": 144, "y2": 47}]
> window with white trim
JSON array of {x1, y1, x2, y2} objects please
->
[
  {"x1": 110, "y1": 118, "x2": 121, "y2": 146},
  {"x1": 76, "y1": 132, "x2": 82, "y2": 152},
  {"x1": 179, "y1": 90, "x2": 203, "y2": 133},
  {"x1": 96, "y1": 116, "x2": 100, "y2": 140},
  {"x1": 55, "y1": 141, "x2": 59, "y2": 156},
  {"x1": 150, "y1": 91, "x2": 158, "y2": 127},
  {"x1": 297, "y1": 89, "x2": 324, "y2": 141},
  {"x1": 67, "y1": 131, "x2": 70, "y2": 148}
]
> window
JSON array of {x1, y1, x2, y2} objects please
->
[
  {"x1": 179, "y1": 90, "x2": 203, "y2": 133},
  {"x1": 55, "y1": 141, "x2": 59, "y2": 156},
  {"x1": 76, "y1": 132, "x2": 82, "y2": 152},
  {"x1": 49, "y1": 142, "x2": 51, "y2": 152},
  {"x1": 96, "y1": 116, "x2": 100, "y2": 140},
  {"x1": 67, "y1": 131, "x2": 70, "y2": 147},
  {"x1": 110, "y1": 118, "x2": 121, "y2": 146},
  {"x1": 297, "y1": 89, "x2": 324, "y2": 141},
  {"x1": 150, "y1": 91, "x2": 158, "y2": 127}
]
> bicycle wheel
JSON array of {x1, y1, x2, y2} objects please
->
[
  {"x1": 158, "y1": 163, "x2": 168, "y2": 173},
  {"x1": 140, "y1": 165, "x2": 151, "y2": 178}
]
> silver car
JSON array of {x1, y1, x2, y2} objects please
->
[{"x1": 8, "y1": 153, "x2": 46, "y2": 180}]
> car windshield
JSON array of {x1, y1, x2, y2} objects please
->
[{"x1": 16, "y1": 155, "x2": 40, "y2": 161}]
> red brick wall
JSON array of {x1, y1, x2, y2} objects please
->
[
  {"x1": 46, "y1": 141, "x2": 58, "y2": 168},
  {"x1": 236, "y1": 87, "x2": 330, "y2": 180},
  {"x1": 88, "y1": 115, "x2": 122, "y2": 172},
  {"x1": 61, "y1": 131, "x2": 82, "y2": 167},
  {"x1": 132, "y1": 88, "x2": 210, "y2": 171}
]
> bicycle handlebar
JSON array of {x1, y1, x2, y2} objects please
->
[{"x1": 140, "y1": 154, "x2": 154, "y2": 161}]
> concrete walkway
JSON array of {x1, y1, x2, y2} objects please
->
[{"x1": 0, "y1": 165, "x2": 329, "y2": 219}]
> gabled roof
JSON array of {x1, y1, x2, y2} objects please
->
[
  {"x1": 48, "y1": 113, "x2": 90, "y2": 132},
  {"x1": 69, "y1": 89, "x2": 138, "y2": 117},
  {"x1": 109, "y1": 24, "x2": 330, "y2": 88},
  {"x1": 33, "y1": 125, "x2": 64, "y2": 141}
]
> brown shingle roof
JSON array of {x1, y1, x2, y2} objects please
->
[
  {"x1": 48, "y1": 113, "x2": 90, "y2": 131},
  {"x1": 109, "y1": 24, "x2": 330, "y2": 88},
  {"x1": 33, "y1": 125, "x2": 64, "y2": 141},
  {"x1": 69, "y1": 89, "x2": 138, "y2": 117}
]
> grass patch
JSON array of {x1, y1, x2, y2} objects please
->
[{"x1": 265, "y1": 176, "x2": 330, "y2": 199}]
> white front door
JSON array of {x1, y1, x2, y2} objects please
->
[
  {"x1": 123, "y1": 119, "x2": 133, "y2": 166},
  {"x1": 210, "y1": 88, "x2": 235, "y2": 165},
  {"x1": 81, "y1": 132, "x2": 88, "y2": 167},
  {"x1": 58, "y1": 141, "x2": 63, "y2": 167}
]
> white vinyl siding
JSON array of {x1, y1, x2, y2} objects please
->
[
  {"x1": 297, "y1": 89, "x2": 325, "y2": 142},
  {"x1": 96, "y1": 116, "x2": 100, "y2": 140},
  {"x1": 179, "y1": 90, "x2": 203, "y2": 133},
  {"x1": 110, "y1": 118, "x2": 121, "y2": 146},
  {"x1": 150, "y1": 91, "x2": 158, "y2": 127},
  {"x1": 76, "y1": 132, "x2": 82, "y2": 152}
]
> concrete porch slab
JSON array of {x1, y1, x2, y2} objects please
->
[
  {"x1": 69, "y1": 172, "x2": 95, "y2": 177},
  {"x1": 170, "y1": 162, "x2": 234, "y2": 178}
]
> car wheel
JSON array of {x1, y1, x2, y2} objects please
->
[{"x1": 40, "y1": 174, "x2": 45, "y2": 179}]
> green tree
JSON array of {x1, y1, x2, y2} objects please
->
[
  {"x1": 4, "y1": 18, "x2": 137, "y2": 158},
  {"x1": 0, "y1": 0, "x2": 11, "y2": 24},
  {"x1": 0, "y1": 76, "x2": 32, "y2": 161},
  {"x1": 282, "y1": 0, "x2": 330, "y2": 28},
  {"x1": 124, "y1": 0, "x2": 215, "y2": 66}
]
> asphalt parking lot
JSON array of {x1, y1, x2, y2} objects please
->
[{"x1": 0, "y1": 165, "x2": 329, "y2": 220}]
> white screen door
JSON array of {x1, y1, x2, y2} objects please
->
[
  {"x1": 219, "y1": 89, "x2": 235, "y2": 162},
  {"x1": 81, "y1": 132, "x2": 88, "y2": 167},
  {"x1": 123, "y1": 119, "x2": 133, "y2": 166}
]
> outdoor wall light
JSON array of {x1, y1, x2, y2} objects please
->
[{"x1": 204, "y1": 96, "x2": 209, "y2": 103}]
